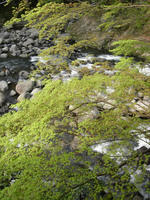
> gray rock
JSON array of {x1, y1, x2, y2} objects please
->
[
  {"x1": 31, "y1": 88, "x2": 41, "y2": 96},
  {"x1": 28, "y1": 28, "x2": 39, "y2": 39},
  {"x1": 34, "y1": 39, "x2": 39, "y2": 47},
  {"x1": 19, "y1": 70, "x2": 29, "y2": 80},
  {"x1": 36, "y1": 80, "x2": 42, "y2": 88},
  {"x1": 16, "y1": 80, "x2": 35, "y2": 94},
  {"x1": 5, "y1": 38, "x2": 11, "y2": 44},
  {"x1": 20, "y1": 54, "x2": 28, "y2": 58},
  {"x1": 0, "y1": 70, "x2": 5, "y2": 77},
  {"x1": 2, "y1": 46, "x2": 8, "y2": 53},
  {"x1": 10, "y1": 44, "x2": 17, "y2": 53},
  {"x1": 23, "y1": 38, "x2": 34, "y2": 47},
  {"x1": 104, "y1": 70, "x2": 116, "y2": 76},
  {"x1": 137, "y1": 92, "x2": 144, "y2": 98},
  {"x1": 15, "y1": 50, "x2": 21, "y2": 56},
  {"x1": 9, "y1": 90, "x2": 16, "y2": 97},
  {"x1": 0, "y1": 38, "x2": 3, "y2": 44},
  {"x1": 0, "y1": 54, "x2": 8, "y2": 58},
  {"x1": 3, "y1": 32, "x2": 10, "y2": 39},
  {"x1": 103, "y1": 99, "x2": 116, "y2": 110},
  {"x1": 21, "y1": 47, "x2": 27, "y2": 52},
  {"x1": 143, "y1": 96, "x2": 150, "y2": 102},
  {"x1": 70, "y1": 136, "x2": 80, "y2": 150},
  {"x1": 134, "y1": 100, "x2": 150, "y2": 112},
  {"x1": 0, "y1": 81, "x2": 8, "y2": 92},
  {"x1": 17, "y1": 92, "x2": 31, "y2": 102},
  {"x1": 0, "y1": 92, "x2": 6, "y2": 106},
  {"x1": 72, "y1": 106, "x2": 100, "y2": 123}
]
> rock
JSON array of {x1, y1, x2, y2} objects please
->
[
  {"x1": 9, "y1": 90, "x2": 16, "y2": 97},
  {"x1": 134, "y1": 100, "x2": 150, "y2": 112},
  {"x1": 20, "y1": 54, "x2": 28, "y2": 58},
  {"x1": 67, "y1": 15, "x2": 112, "y2": 51},
  {"x1": 16, "y1": 80, "x2": 35, "y2": 94},
  {"x1": 36, "y1": 80, "x2": 42, "y2": 88},
  {"x1": 31, "y1": 88, "x2": 41, "y2": 97},
  {"x1": 3, "y1": 31, "x2": 10, "y2": 39},
  {"x1": 28, "y1": 28, "x2": 39, "y2": 39},
  {"x1": 2, "y1": 46, "x2": 8, "y2": 53},
  {"x1": 77, "y1": 106, "x2": 100, "y2": 123},
  {"x1": 17, "y1": 92, "x2": 31, "y2": 102},
  {"x1": 0, "y1": 92, "x2": 6, "y2": 106},
  {"x1": 10, "y1": 44, "x2": 17, "y2": 53},
  {"x1": 21, "y1": 47, "x2": 27, "y2": 52},
  {"x1": 23, "y1": 38, "x2": 34, "y2": 47},
  {"x1": 0, "y1": 70, "x2": 5, "y2": 77},
  {"x1": 143, "y1": 96, "x2": 150, "y2": 102},
  {"x1": 0, "y1": 53, "x2": 8, "y2": 58},
  {"x1": 0, "y1": 81, "x2": 8, "y2": 92},
  {"x1": 103, "y1": 99, "x2": 116, "y2": 110},
  {"x1": 70, "y1": 136, "x2": 80, "y2": 150},
  {"x1": 137, "y1": 92, "x2": 144, "y2": 98},
  {"x1": 0, "y1": 38, "x2": 3, "y2": 44},
  {"x1": 106, "y1": 86, "x2": 115, "y2": 94},
  {"x1": 104, "y1": 70, "x2": 116, "y2": 76},
  {"x1": 18, "y1": 70, "x2": 29, "y2": 80}
]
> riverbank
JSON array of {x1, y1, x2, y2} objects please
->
[{"x1": 0, "y1": 1, "x2": 149, "y2": 200}]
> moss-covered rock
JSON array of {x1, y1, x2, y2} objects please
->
[{"x1": 67, "y1": 14, "x2": 113, "y2": 50}]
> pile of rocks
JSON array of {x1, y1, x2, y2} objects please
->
[
  {"x1": 16, "y1": 79, "x2": 42, "y2": 102},
  {"x1": 0, "y1": 23, "x2": 53, "y2": 58},
  {"x1": 0, "y1": 65, "x2": 42, "y2": 115}
]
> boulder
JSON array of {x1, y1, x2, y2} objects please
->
[
  {"x1": 20, "y1": 54, "x2": 28, "y2": 58},
  {"x1": 10, "y1": 44, "x2": 17, "y2": 53},
  {"x1": 16, "y1": 80, "x2": 35, "y2": 94},
  {"x1": 2, "y1": 46, "x2": 8, "y2": 53},
  {"x1": 0, "y1": 53, "x2": 8, "y2": 58},
  {"x1": 3, "y1": 31, "x2": 10, "y2": 39},
  {"x1": 36, "y1": 80, "x2": 42, "y2": 88},
  {"x1": 9, "y1": 90, "x2": 16, "y2": 97},
  {"x1": 18, "y1": 70, "x2": 29, "y2": 80},
  {"x1": 0, "y1": 70, "x2": 5, "y2": 77},
  {"x1": 23, "y1": 38, "x2": 34, "y2": 47},
  {"x1": 27, "y1": 28, "x2": 39, "y2": 39},
  {"x1": 0, "y1": 81, "x2": 8, "y2": 92},
  {"x1": 31, "y1": 88, "x2": 41, "y2": 96},
  {"x1": 0, "y1": 38, "x2": 3, "y2": 44}
]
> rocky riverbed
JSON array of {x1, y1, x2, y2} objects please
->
[
  {"x1": 0, "y1": 22, "x2": 53, "y2": 58},
  {"x1": 0, "y1": 23, "x2": 53, "y2": 114}
]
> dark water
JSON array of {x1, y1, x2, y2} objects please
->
[
  {"x1": 0, "y1": 57, "x2": 33, "y2": 89},
  {"x1": 0, "y1": 57, "x2": 32, "y2": 79}
]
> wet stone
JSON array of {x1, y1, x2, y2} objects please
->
[
  {"x1": 16, "y1": 80, "x2": 35, "y2": 94},
  {"x1": 0, "y1": 80, "x2": 8, "y2": 92},
  {"x1": 0, "y1": 54, "x2": 8, "y2": 58}
]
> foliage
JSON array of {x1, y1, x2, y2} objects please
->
[
  {"x1": 99, "y1": 2, "x2": 150, "y2": 32},
  {"x1": 20, "y1": 2, "x2": 101, "y2": 76},
  {"x1": 110, "y1": 40, "x2": 150, "y2": 60},
  {"x1": 1, "y1": 0, "x2": 150, "y2": 199},
  {"x1": 0, "y1": 57, "x2": 149, "y2": 199}
]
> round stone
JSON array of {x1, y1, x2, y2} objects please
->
[
  {"x1": 16, "y1": 80, "x2": 35, "y2": 94},
  {"x1": 0, "y1": 81, "x2": 8, "y2": 92}
]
